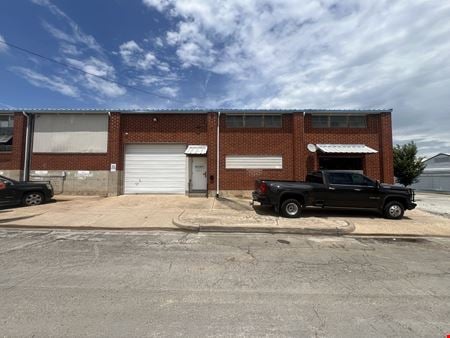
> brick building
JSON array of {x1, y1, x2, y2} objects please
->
[{"x1": 0, "y1": 109, "x2": 394, "y2": 196}]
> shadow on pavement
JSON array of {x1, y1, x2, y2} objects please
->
[
  {"x1": 0, "y1": 214, "x2": 41, "y2": 224},
  {"x1": 216, "y1": 197, "x2": 253, "y2": 211}
]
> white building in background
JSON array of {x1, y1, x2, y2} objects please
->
[{"x1": 413, "y1": 153, "x2": 450, "y2": 192}]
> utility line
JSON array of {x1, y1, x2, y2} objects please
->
[{"x1": 0, "y1": 39, "x2": 188, "y2": 103}]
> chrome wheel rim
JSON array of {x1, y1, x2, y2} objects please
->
[
  {"x1": 285, "y1": 202, "x2": 299, "y2": 216},
  {"x1": 389, "y1": 204, "x2": 402, "y2": 218},
  {"x1": 25, "y1": 193, "x2": 42, "y2": 206}
]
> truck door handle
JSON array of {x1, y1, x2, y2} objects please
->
[
  {"x1": 354, "y1": 188, "x2": 362, "y2": 191},
  {"x1": 329, "y1": 187, "x2": 335, "y2": 190}
]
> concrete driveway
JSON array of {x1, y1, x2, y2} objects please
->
[
  {"x1": 0, "y1": 195, "x2": 214, "y2": 230},
  {"x1": 0, "y1": 194, "x2": 449, "y2": 236}
]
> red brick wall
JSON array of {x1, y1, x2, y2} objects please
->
[
  {"x1": 379, "y1": 112, "x2": 394, "y2": 183},
  {"x1": 31, "y1": 154, "x2": 109, "y2": 170},
  {"x1": 121, "y1": 113, "x2": 210, "y2": 179},
  {"x1": 304, "y1": 114, "x2": 383, "y2": 180},
  {"x1": 13, "y1": 111, "x2": 394, "y2": 191},
  {"x1": 0, "y1": 112, "x2": 26, "y2": 171},
  {"x1": 207, "y1": 113, "x2": 217, "y2": 191},
  {"x1": 121, "y1": 114, "x2": 208, "y2": 145},
  {"x1": 0, "y1": 153, "x2": 13, "y2": 170},
  {"x1": 108, "y1": 112, "x2": 122, "y2": 170},
  {"x1": 219, "y1": 114, "x2": 295, "y2": 190}
]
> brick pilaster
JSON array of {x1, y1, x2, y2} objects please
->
[
  {"x1": 207, "y1": 112, "x2": 217, "y2": 193},
  {"x1": 108, "y1": 112, "x2": 122, "y2": 169},
  {"x1": 292, "y1": 112, "x2": 305, "y2": 180},
  {"x1": 379, "y1": 112, "x2": 394, "y2": 183},
  {"x1": 11, "y1": 112, "x2": 27, "y2": 172}
]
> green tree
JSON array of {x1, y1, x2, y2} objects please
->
[{"x1": 393, "y1": 141, "x2": 426, "y2": 186}]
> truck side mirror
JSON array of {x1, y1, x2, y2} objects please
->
[{"x1": 376, "y1": 180, "x2": 381, "y2": 189}]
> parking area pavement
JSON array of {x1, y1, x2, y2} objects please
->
[
  {"x1": 415, "y1": 192, "x2": 450, "y2": 218},
  {"x1": 0, "y1": 193, "x2": 449, "y2": 236},
  {"x1": 0, "y1": 195, "x2": 214, "y2": 230}
]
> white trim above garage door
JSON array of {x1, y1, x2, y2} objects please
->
[{"x1": 124, "y1": 144, "x2": 186, "y2": 194}]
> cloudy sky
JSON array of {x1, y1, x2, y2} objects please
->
[{"x1": 0, "y1": 0, "x2": 449, "y2": 156}]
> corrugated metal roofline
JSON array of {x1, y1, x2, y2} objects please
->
[
  {"x1": 423, "y1": 153, "x2": 450, "y2": 162},
  {"x1": 0, "y1": 108, "x2": 393, "y2": 114}
]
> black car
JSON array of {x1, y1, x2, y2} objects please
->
[
  {"x1": 0, "y1": 175, "x2": 54, "y2": 207},
  {"x1": 253, "y1": 170, "x2": 416, "y2": 219}
]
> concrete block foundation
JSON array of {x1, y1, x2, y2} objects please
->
[
  {"x1": 30, "y1": 170, "x2": 119, "y2": 196},
  {"x1": 0, "y1": 170, "x2": 22, "y2": 181}
]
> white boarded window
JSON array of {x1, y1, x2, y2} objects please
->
[
  {"x1": 33, "y1": 114, "x2": 108, "y2": 153},
  {"x1": 226, "y1": 155, "x2": 283, "y2": 169}
]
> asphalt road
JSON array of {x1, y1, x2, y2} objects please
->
[{"x1": 0, "y1": 229, "x2": 449, "y2": 337}]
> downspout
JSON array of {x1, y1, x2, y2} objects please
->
[
  {"x1": 216, "y1": 111, "x2": 221, "y2": 198},
  {"x1": 22, "y1": 111, "x2": 33, "y2": 181}
]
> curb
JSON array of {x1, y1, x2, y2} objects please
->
[
  {"x1": 1, "y1": 224, "x2": 450, "y2": 238},
  {"x1": 172, "y1": 214, "x2": 356, "y2": 235},
  {"x1": 346, "y1": 233, "x2": 450, "y2": 238},
  {"x1": 0, "y1": 224, "x2": 185, "y2": 232}
]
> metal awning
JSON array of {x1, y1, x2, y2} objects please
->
[
  {"x1": 185, "y1": 145, "x2": 208, "y2": 155},
  {"x1": 316, "y1": 144, "x2": 378, "y2": 154},
  {"x1": 0, "y1": 135, "x2": 12, "y2": 144}
]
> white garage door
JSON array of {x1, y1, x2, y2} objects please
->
[{"x1": 124, "y1": 144, "x2": 186, "y2": 194}]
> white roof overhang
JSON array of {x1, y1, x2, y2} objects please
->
[
  {"x1": 316, "y1": 144, "x2": 378, "y2": 154},
  {"x1": 185, "y1": 145, "x2": 208, "y2": 155}
]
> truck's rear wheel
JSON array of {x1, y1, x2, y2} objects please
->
[
  {"x1": 383, "y1": 201, "x2": 405, "y2": 220},
  {"x1": 281, "y1": 199, "x2": 302, "y2": 218}
]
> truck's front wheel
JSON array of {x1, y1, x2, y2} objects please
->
[
  {"x1": 281, "y1": 199, "x2": 302, "y2": 218},
  {"x1": 383, "y1": 201, "x2": 405, "y2": 220}
]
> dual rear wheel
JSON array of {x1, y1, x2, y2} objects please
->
[{"x1": 280, "y1": 199, "x2": 302, "y2": 218}]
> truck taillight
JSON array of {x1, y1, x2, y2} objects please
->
[{"x1": 260, "y1": 182, "x2": 268, "y2": 194}]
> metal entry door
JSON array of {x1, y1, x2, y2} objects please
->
[{"x1": 190, "y1": 157, "x2": 207, "y2": 191}]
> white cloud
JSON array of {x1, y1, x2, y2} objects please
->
[
  {"x1": 142, "y1": 0, "x2": 172, "y2": 12},
  {"x1": 155, "y1": 37, "x2": 164, "y2": 47},
  {"x1": 66, "y1": 57, "x2": 126, "y2": 97},
  {"x1": 137, "y1": 72, "x2": 179, "y2": 87},
  {"x1": 59, "y1": 43, "x2": 82, "y2": 56},
  {"x1": 159, "y1": 86, "x2": 179, "y2": 97},
  {"x1": 33, "y1": 1, "x2": 102, "y2": 53},
  {"x1": 119, "y1": 40, "x2": 170, "y2": 72},
  {"x1": 145, "y1": 0, "x2": 450, "y2": 155},
  {"x1": 30, "y1": 0, "x2": 51, "y2": 5},
  {"x1": 29, "y1": 0, "x2": 126, "y2": 100},
  {"x1": 13, "y1": 67, "x2": 79, "y2": 97},
  {"x1": 166, "y1": 22, "x2": 215, "y2": 69},
  {"x1": 0, "y1": 34, "x2": 7, "y2": 53}
]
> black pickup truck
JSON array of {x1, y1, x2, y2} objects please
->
[{"x1": 252, "y1": 170, "x2": 416, "y2": 219}]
